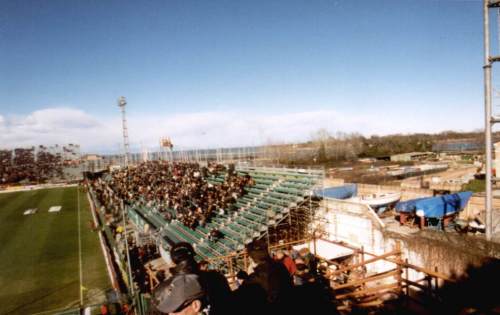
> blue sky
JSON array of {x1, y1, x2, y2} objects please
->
[{"x1": 0, "y1": 0, "x2": 488, "y2": 152}]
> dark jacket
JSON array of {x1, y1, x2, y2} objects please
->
[{"x1": 234, "y1": 257, "x2": 293, "y2": 314}]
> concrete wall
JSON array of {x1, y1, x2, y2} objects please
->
[
  {"x1": 461, "y1": 194, "x2": 500, "y2": 220},
  {"x1": 319, "y1": 199, "x2": 394, "y2": 276},
  {"x1": 324, "y1": 182, "x2": 455, "y2": 201},
  {"x1": 428, "y1": 182, "x2": 462, "y2": 192},
  {"x1": 356, "y1": 183, "x2": 433, "y2": 201},
  {"x1": 323, "y1": 178, "x2": 345, "y2": 187},
  {"x1": 320, "y1": 198, "x2": 500, "y2": 284}
]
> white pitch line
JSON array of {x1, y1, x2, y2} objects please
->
[{"x1": 86, "y1": 190, "x2": 120, "y2": 290}]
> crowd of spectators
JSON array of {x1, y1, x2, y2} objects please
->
[
  {"x1": 35, "y1": 150, "x2": 64, "y2": 180},
  {"x1": 91, "y1": 161, "x2": 254, "y2": 230},
  {"x1": 0, "y1": 147, "x2": 64, "y2": 184},
  {"x1": 0, "y1": 150, "x2": 14, "y2": 183}
]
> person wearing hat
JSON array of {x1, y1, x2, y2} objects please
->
[
  {"x1": 151, "y1": 273, "x2": 209, "y2": 315},
  {"x1": 162, "y1": 242, "x2": 231, "y2": 315}
]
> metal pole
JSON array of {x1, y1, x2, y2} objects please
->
[
  {"x1": 485, "y1": 0, "x2": 493, "y2": 241},
  {"x1": 121, "y1": 200, "x2": 135, "y2": 296},
  {"x1": 497, "y1": 8, "x2": 500, "y2": 49}
]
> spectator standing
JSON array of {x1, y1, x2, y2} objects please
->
[
  {"x1": 299, "y1": 248, "x2": 318, "y2": 276},
  {"x1": 275, "y1": 250, "x2": 297, "y2": 276},
  {"x1": 100, "y1": 304, "x2": 108, "y2": 315},
  {"x1": 235, "y1": 270, "x2": 249, "y2": 289},
  {"x1": 234, "y1": 239, "x2": 293, "y2": 314}
]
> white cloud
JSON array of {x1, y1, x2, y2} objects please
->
[
  {"x1": 0, "y1": 107, "x2": 481, "y2": 153},
  {"x1": 0, "y1": 108, "x2": 120, "y2": 151}
]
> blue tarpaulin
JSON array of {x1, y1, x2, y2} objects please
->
[
  {"x1": 395, "y1": 197, "x2": 430, "y2": 213},
  {"x1": 395, "y1": 191, "x2": 473, "y2": 218},
  {"x1": 314, "y1": 184, "x2": 357, "y2": 200}
]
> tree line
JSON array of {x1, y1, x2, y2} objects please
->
[{"x1": 263, "y1": 129, "x2": 496, "y2": 166}]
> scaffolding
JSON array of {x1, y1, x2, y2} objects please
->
[
  {"x1": 266, "y1": 193, "x2": 322, "y2": 245},
  {"x1": 258, "y1": 167, "x2": 325, "y2": 248}
]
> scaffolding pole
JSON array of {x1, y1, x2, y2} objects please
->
[{"x1": 484, "y1": 0, "x2": 493, "y2": 241}]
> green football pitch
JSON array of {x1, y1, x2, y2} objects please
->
[{"x1": 0, "y1": 186, "x2": 111, "y2": 315}]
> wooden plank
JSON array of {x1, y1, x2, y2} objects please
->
[
  {"x1": 335, "y1": 282, "x2": 400, "y2": 300},
  {"x1": 319, "y1": 238, "x2": 361, "y2": 251},
  {"x1": 355, "y1": 300, "x2": 384, "y2": 308},
  {"x1": 403, "y1": 279, "x2": 429, "y2": 291},
  {"x1": 331, "y1": 250, "x2": 400, "y2": 275},
  {"x1": 356, "y1": 289, "x2": 399, "y2": 302},
  {"x1": 333, "y1": 269, "x2": 399, "y2": 290},
  {"x1": 384, "y1": 258, "x2": 454, "y2": 282}
]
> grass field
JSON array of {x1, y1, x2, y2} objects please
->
[{"x1": 0, "y1": 186, "x2": 111, "y2": 315}]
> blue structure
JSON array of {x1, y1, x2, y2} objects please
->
[
  {"x1": 314, "y1": 184, "x2": 357, "y2": 200},
  {"x1": 395, "y1": 191, "x2": 473, "y2": 218},
  {"x1": 395, "y1": 197, "x2": 432, "y2": 213}
]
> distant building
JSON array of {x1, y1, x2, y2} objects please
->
[
  {"x1": 390, "y1": 152, "x2": 433, "y2": 162},
  {"x1": 62, "y1": 144, "x2": 81, "y2": 161},
  {"x1": 432, "y1": 139, "x2": 482, "y2": 152},
  {"x1": 82, "y1": 154, "x2": 101, "y2": 161},
  {"x1": 358, "y1": 157, "x2": 376, "y2": 163}
]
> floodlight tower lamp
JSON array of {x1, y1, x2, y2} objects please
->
[{"x1": 118, "y1": 96, "x2": 131, "y2": 167}]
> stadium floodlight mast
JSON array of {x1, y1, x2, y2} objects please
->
[{"x1": 118, "y1": 96, "x2": 131, "y2": 167}]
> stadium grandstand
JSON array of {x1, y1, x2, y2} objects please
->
[
  {"x1": 82, "y1": 160, "x2": 339, "y2": 314},
  {"x1": 87, "y1": 161, "x2": 323, "y2": 273},
  {"x1": 0, "y1": 144, "x2": 82, "y2": 186}
]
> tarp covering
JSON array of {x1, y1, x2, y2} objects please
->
[
  {"x1": 395, "y1": 197, "x2": 430, "y2": 213},
  {"x1": 314, "y1": 184, "x2": 357, "y2": 200},
  {"x1": 395, "y1": 191, "x2": 473, "y2": 218}
]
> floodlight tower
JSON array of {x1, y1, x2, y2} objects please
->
[{"x1": 118, "y1": 96, "x2": 130, "y2": 166}]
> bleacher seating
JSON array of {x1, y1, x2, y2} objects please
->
[
  {"x1": 126, "y1": 167, "x2": 323, "y2": 264},
  {"x1": 0, "y1": 146, "x2": 65, "y2": 184}
]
